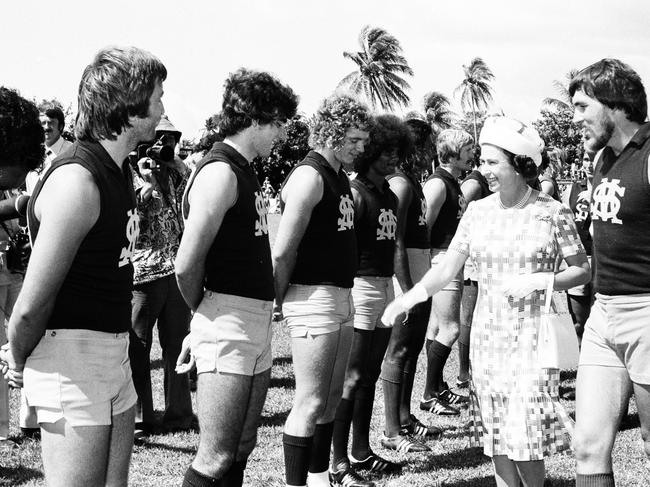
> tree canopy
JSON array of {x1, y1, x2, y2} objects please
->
[{"x1": 338, "y1": 25, "x2": 413, "y2": 111}]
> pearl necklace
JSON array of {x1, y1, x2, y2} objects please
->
[{"x1": 499, "y1": 185, "x2": 532, "y2": 209}]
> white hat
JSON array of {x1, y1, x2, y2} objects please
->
[{"x1": 479, "y1": 116, "x2": 544, "y2": 166}]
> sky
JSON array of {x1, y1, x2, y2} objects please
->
[{"x1": 3, "y1": 0, "x2": 650, "y2": 141}]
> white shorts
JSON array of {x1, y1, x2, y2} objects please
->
[
  {"x1": 351, "y1": 276, "x2": 394, "y2": 331},
  {"x1": 283, "y1": 284, "x2": 354, "y2": 337},
  {"x1": 191, "y1": 291, "x2": 273, "y2": 376},
  {"x1": 23, "y1": 329, "x2": 136, "y2": 427},
  {"x1": 580, "y1": 293, "x2": 650, "y2": 384}
]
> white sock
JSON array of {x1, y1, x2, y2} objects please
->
[{"x1": 306, "y1": 470, "x2": 330, "y2": 487}]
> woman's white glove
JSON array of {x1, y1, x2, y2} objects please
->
[
  {"x1": 502, "y1": 272, "x2": 553, "y2": 300},
  {"x1": 381, "y1": 283, "x2": 428, "y2": 326}
]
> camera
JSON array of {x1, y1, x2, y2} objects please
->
[{"x1": 130, "y1": 134, "x2": 175, "y2": 172}]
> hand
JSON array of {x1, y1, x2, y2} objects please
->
[
  {"x1": 137, "y1": 157, "x2": 158, "y2": 183},
  {"x1": 502, "y1": 272, "x2": 553, "y2": 300},
  {"x1": 272, "y1": 302, "x2": 284, "y2": 322},
  {"x1": 381, "y1": 297, "x2": 409, "y2": 327},
  {"x1": 175, "y1": 334, "x2": 196, "y2": 375},
  {"x1": 0, "y1": 344, "x2": 24, "y2": 388}
]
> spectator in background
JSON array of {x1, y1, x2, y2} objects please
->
[
  {"x1": 0, "y1": 87, "x2": 44, "y2": 449},
  {"x1": 128, "y1": 115, "x2": 194, "y2": 439},
  {"x1": 538, "y1": 148, "x2": 562, "y2": 201},
  {"x1": 25, "y1": 106, "x2": 72, "y2": 194}
]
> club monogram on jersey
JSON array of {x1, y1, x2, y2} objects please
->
[
  {"x1": 338, "y1": 194, "x2": 355, "y2": 231},
  {"x1": 419, "y1": 198, "x2": 427, "y2": 226},
  {"x1": 458, "y1": 194, "x2": 468, "y2": 219},
  {"x1": 377, "y1": 208, "x2": 397, "y2": 240},
  {"x1": 254, "y1": 190, "x2": 269, "y2": 236},
  {"x1": 119, "y1": 208, "x2": 140, "y2": 267},
  {"x1": 591, "y1": 177, "x2": 625, "y2": 224},
  {"x1": 575, "y1": 190, "x2": 591, "y2": 222}
]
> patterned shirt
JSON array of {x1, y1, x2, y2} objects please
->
[{"x1": 132, "y1": 167, "x2": 188, "y2": 285}]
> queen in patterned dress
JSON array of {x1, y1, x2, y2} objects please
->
[{"x1": 382, "y1": 116, "x2": 590, "y2": 487}]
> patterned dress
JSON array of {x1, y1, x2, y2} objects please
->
[{"x1": 449, "y1": 191, "x2": 585, "y2": 461}]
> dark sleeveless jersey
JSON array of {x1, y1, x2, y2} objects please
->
[
  {"x1": 282, "y1": 151, "x2": 357, "y2": 288},
  {"x1": 27, "y1": 140, "x2": 139, "y2": 333},
  {"x1": 462, "y1": 169, "x2": 492, "y2": 200},
  {"x1": 567, "y1": 178, "x2": 592, "y2": 255},
  {"x1": 386, "y1": 170, "x2": 429, "y2": 249},
  {"x1": 183, "y1": 142, "x2": 274, "y2": 301},
  {"x1": 351, "y1": 176, "x2": 397, "y2": 277},
  {"x1": 591, "y1": 122, "x2": 650, "y2": 295},
  {"x1": 426, "y1": 167, "x2": 466, "y2": 249}
]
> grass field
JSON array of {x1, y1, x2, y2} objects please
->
[{"x1": 2, "y1": 214, "x2": 649, "y2": 486}]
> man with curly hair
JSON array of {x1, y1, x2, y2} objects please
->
[
  {"x1": 2, "y1": 46, "x2": 165, "y2": 486},
  {"x1": 0, "y1": 87, "x2": 44, "y2": 449},
  {"x1": 175, "y1": 68, "x2": 298, "y2": 487},
  {"x1": 273, "y1": 93, "x2": 371, "y2": 487},
  {"x1": 329, "y1": 114, "x2": 412, "y2": 486}
]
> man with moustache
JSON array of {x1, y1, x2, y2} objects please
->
[
  {"x1": 570, "y1": 58, "x2": 650, "y2": 487},
  {"x1": 273, "y1": 93, "x2": 372, "y2": 487},
  {"x1": 25, "y1": 106, "x2": 72, "y2": 194},
  {"x1": 2, "y1": 46, "x2": 166, "y2": 487},
  {"x1": 175, "y1": 68, "x2": 298, "y2": 487}
]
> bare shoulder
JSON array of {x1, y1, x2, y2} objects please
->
[
  {"x1": 35, "y1": 164, "x2": 99, "y2": 217},
  {"x1": 282, "y1": 165, "x2": 323, "y2": 206},
  {"x1": 189, "y1": 161, "x2": 237, "y2": 206}
]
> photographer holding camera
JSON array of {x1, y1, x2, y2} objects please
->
[{"x1": 128, "y1": 115, "x2": 195, "y2": 438}]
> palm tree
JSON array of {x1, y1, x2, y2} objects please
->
[
  {"x1": 338, "y1": 25, "x2": 413, "y2": 111},
  {"x1": 542, "y1": 68, "x2": 580, "y2": 112},
  {"x1": 454, "y1": 57, "x2": 495, "y2": 141},
  {"x1": 423, "y1": 91, "x2": 455, "y2": 136}
]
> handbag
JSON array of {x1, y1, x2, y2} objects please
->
[{"x1": 538, "y1": 276, "x2": 580, "y2": 369}]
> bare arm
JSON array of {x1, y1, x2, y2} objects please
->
[
  {"x1": 175, "y1": 163, "x2": 236, "y2": 311},
  {"x1": 540, "y1": 179, "x2": 555, "y2": 197},
  {"x1": 553, "y1": 253, "x2": 590, "y2": 290},
  {"x1": 382, "y1": 248, "x2": 467, "y2": 326},
  {"x1": 388, "y1": 176, "x2": 414, "y2": 291},
  {"x1": 423, "y1": 178, "x2": 446, "y2": 237},
  {"x1": 418, "y1": 248, "x2": 467, "y2": 295},
  {"x1": 460, "y1": 179, "x2": 482, "y2": 204},
  {"x1": 272, "y1": 166, "x2": 323, "y2": 307},
  {"x1": 8, "y1": 165, "x2": 100, "y2": 370}
]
